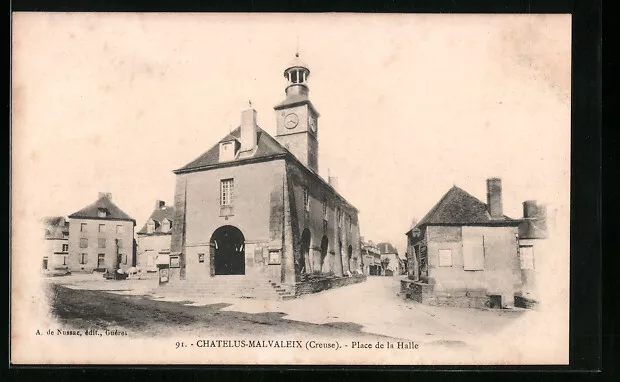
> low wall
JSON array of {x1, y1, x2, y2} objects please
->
[
  {"x1": 294, "y1": 274, "x2": 366, "y2": 297},
  {"x1": 401, "y1": 279, "x2": 490, "y2": 309}
]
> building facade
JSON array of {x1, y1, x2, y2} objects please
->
[
  {"x1": 43, "y1": 216, "x2": 70, "y2": 273},
  {"x1": 136, "y1": 200, "x2": 175, "y2": 272},
  {"x1": 168, "y1": 54, "x2": 364, "y2": 298},
  {"x1": 377, "y1": 242, "x2": 404, "y2": 276},
  {"x1": 402, "y1": 178, "x2": 522, "y2": 309},
  {"x1": 361, "y1": 239, "x2": 382, "y2": 276},
  {"x1": 67, "y1": 192, "x2": 136, "y2": 273},
  {"x1": 516, "y1": 200, "x2": 548, "y2": 306}
]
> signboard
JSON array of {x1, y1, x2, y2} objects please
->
[
  {"x1": 268, "y1": 250, "x2": 281, "y2": 265},
  {"x1": 170, "y1": 256, "x2": 180, "y2": 268},
  {"x1": 159, "y1": 268, "x2": 169, "y2": 283}
]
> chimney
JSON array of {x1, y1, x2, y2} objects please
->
[
  {"x1": 155, "y1": 200, "x2": 165, "y2": 209},
  {"x1": 240, "y1": 107, "x2": 258, "y2": 152},
  {"x1": 486, "y1": 178, "x2": 503, "y2": 218},
  {"x1": 523, "y1": 200, "x2": 539, "y2": 218},
  {"x1": 98, "y1": 192, "x2": 112, "y2": 200},
  {"x1": 328, "y1": 176, "x2": 339, "y2": 191}
]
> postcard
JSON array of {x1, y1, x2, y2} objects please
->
[{"x1": 11, "y1": 12, "x2": 571, "y2": 365}]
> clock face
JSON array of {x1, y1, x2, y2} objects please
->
[
  {"x1": 309, "y1": 117, "x2": 317, "y2": 133},
  {"x1": 284, "y1": 113, "x2": 299, "y2": 129}
]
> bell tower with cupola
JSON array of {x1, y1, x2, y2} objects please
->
[{"x1": 274, "y1": 53, "x2": 320, "y2": 173}]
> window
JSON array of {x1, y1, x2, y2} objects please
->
[
  {"x1": 170, "y1": 256, "x2": 180, "y2": 268},
  {"x1": 122, "y1": 254, "x2": 128, "y2": 265},
  {"x1": 97, "y1": 208, "x2": 108, "y2": 218},
  {"x1": 198, "y1": 253, "x2": 205, "y2": 263},
  {"x1": 62, "y1": 244, "x2": 68, "y2": 252},
  {"x1": 520, "y1": 246, "x2": 535, "y2": 270},
  {"x1": 98, "y1": 224, "x2": 105, "y2": 233},
  {"x1": 268, "y1": 250, "x2": 281, "y2": 265},
  {"x1": 79, "y1": 253, "x2": 88, "y2": 264},
  {"x1": 79, "y1": 238, "x2": 88, "y2": 248},
  {"x1": 220, "y1": 179, "x2": 234, "y2": 206},
  {"x1": 116, "y1": 225, "x2": 123, "y2": 234},
  {"x1": 438, "y1": 249, "x2": 453, "y2": 267},
  {"x1": 323, "y1": 200, "x2": 328, "y2": 220},
  {"x1": 147, "y1": 222, "x2": 155, "y2": 233},
  {"x1": 98, "y1": 238, "x2": 106, "y2": 248},
  {"x1": 303, "y1": 187, "x2": 310, "y2": 211},
  {"x1": 116, "y1": 239, "x2": 123, "y2": 249},
  {"x1": 162, "y1": 220, "x2": 171, "y2": 232},
  {"x1": 463, "y1": 235, "x2": 485, "y2": 271},
  {"x1": 62, "y1": 256, "x2": 68, "y2": 265},
  {"x1": 80, "y1": 223, "x2": 87, "y2": 232},
  {"x1": 97, "y1": 254, "x2": 105, "y2": 268}
]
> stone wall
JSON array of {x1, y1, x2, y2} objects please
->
[
  {"x1": 294, "y1": 274, "x2": 366, "y2": 297},
  {"x1": 401, "y1": 279, "x2": 490, "y2": 309}
]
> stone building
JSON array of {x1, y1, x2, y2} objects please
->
[
  {"x1": 516, "y1": 200, "x2": 548, "y2": 307},
  {"x1": 402, "y1": 178, "x2": 522, "y2": 309},
  {"x1": 42, "y1": 216, "x2": 70, "y2": 273},
  {"x1": 361, "y1": 239, "x2": 382, "y2": 276},
  {"x1": 67, "y1": 192, "x2": 136, "y2": 273},
  {"x1": 136, "y1": 200, "x2": 175, "y2": 273},
  {"x1": 377, "y1": 242, "x2": 404, "y2": 276},
  {"x1": 167, "y1": 54, "x2": 364, "y2": 299}
]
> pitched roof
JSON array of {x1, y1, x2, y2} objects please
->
[
  {"x1": 44, "y1": 216, "x2": 69, "y2": 239},
  {"x1": 68, "y1": 196, "x2": 135, "y2": 223},
  {"x1": 137, "y1": 205, "x2": 175, "y2": 235},
  {"x1": 412, "y1": 186, "x2": 520, "y2": 229},
  {"x1": 174, "y1": 126, "x2": 288, "y2": 173},
  {"x1": 377, "y1": 242, "x2": 398, "y2": 254}
]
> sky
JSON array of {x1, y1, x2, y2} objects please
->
[{"x1": 12, "y1": 13, "x2": 571, "y2": 255}]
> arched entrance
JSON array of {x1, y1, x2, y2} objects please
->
[
  {"x1": 300, "y1": 228, "x2": 311, "y2": 274},
  {"x1": 319, "y1": 236, "x2": 329, "y2": 274},
  {"x1": 210, "y1": 225, "x2": 245, "y2": 275},
  {"x1": 347, "y1": 245, "x2": 353, "y2": 272}
]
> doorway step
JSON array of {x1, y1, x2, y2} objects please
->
[{"x1": 157, "y1": 275, "x2": 295, "y2": 301}]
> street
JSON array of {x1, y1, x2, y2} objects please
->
[{"x1": 45, "y1": 274, "x2": 525, "y2": 349}]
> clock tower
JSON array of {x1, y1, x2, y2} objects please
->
[{"x1": 274, "y1": 53, "x2": 320, "y2": 173}]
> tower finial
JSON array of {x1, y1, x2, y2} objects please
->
[
  {"x1": 248, "y1": 99, "x2": 252, "y2": 108},
  {"x1": 296, "y1": 36, "x2": 300, "y2": 57}
]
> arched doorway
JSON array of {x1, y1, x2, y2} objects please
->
[
  {"x1": 300, "y1": 229, "x2": 311, "y2": 274},
  {"x1": 319, "y1": 236, "x2": 329, "y2": 274},
  {"x1": 347, "y1": 245, "x2": 353, "y2": 272},
  {"x1": 210, "y1": 225, "x2": 245, "y2": 275}
]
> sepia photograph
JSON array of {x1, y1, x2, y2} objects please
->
[{"x1": 11, "y1": 12, "x2": 571, "y2": 365}]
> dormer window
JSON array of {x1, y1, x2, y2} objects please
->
[
  {"x1": 219, "y1": 141, "x2": 237, "y2": 162},
  {"x1": 97, "y1": 208, "x2": 108, "y2": 218},
  {"x1": 147, "y1": 221, "x2": 155, "y2": 233},
  {"x1": 162, "y1": 219, "x2": 171, "y2": 232}
]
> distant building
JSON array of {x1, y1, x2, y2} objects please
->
[
  {"x1": 403, "y1": 178, "x2": 522, "y2": 309},
  {"x1": 67, "y1": 192, "x2": 136, "y2": 273},
  {"x1": 516, "y1": 200, "x2": 548, "y2": 306},
  {"x1": 136, "y1": 200, "x2": 175, "y2": 272},
  {"x1": 377, "y1": 242, "x2": 404, "y2": 276},
  {"x1": 43, "y1": 216, "x2": 70, "y2": 272},
  {"x1": 361, "y1": 239, "x2": 381, "y2": 275},
  {"x1": 167, "y1": 54, "x2": 364, "y2": 299}
]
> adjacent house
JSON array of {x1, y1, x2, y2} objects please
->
[
  {"x1": 67, "y1": 192, "x2": 136, "y2": 273},
  {"x1": 167, "y1": 54, "x2": 364, "y2": 299},
  {"x1": 377, "y1": 242, "x2": 404, "y2": 276},
  {"x1": 402, "y1": 178, "x2": 522, "y2": 309},
  {"x1": 361, "y1": 239, "x2": 382, "y2": 276},
  {"x1": 136, "y1": 200, "x2": 175, "y2": 272},
  {"x1": 43, "y1": 216, "x2": 70, "y2": 273},
  {"x1": 516, "y1": 200, "x2": 548, "y2": 307}
]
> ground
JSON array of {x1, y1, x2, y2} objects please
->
[{"x1": 44, "y1": 273, "x2": 525, "y2": 349}]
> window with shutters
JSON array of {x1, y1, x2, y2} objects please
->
[
  {"x1": 98, "y1": 238, "x2": 106, "y2": 248},
  {"x1": 79, "y1": 253, "x2": 88, "y2": 264},
  {"x1": 80, "y1": 223, "x2": 87, "y2": 232},
  {"x1": 303, "y1": 187, "x2": 310, "y2": 211},
  {"x1": 463, "y1": 235, "x2": 485, "y2": 271},
  {"x1": 520, "y1": 246, "x2": 535, "y2": 269},
  {"x1": 79, "y1": 238, "x2": 88, "y2": 248},
  {"x1": 99, "y1": 224, "x2": 105, "y2": 233}
]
